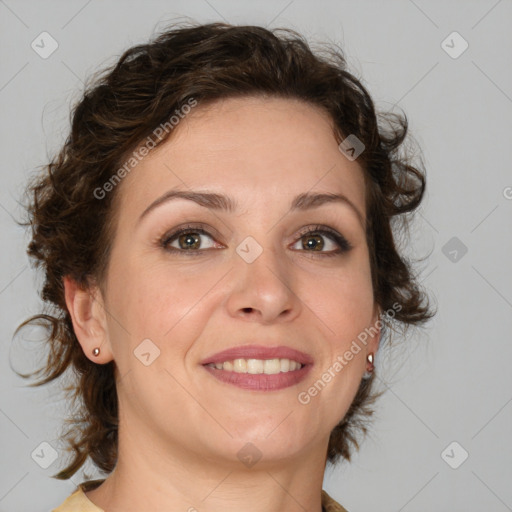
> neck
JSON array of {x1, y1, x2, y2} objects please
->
[{"x1": 85, "y1": 423, "x2": 327, "y2": 512}]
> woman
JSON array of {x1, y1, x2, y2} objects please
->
[{"x1": 16, "y1": 21, "x2": 433, "y2": 512}]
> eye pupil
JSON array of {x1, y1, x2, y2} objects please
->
[{"x1": 303, "y1": 234, "x2": 324, "y2": 251}]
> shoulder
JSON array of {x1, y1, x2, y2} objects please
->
[
  {"x1": 51, "y1": 480, "x2": 105, "y2": 512},
  {"x1": 321, "y1": 489, "x2": 350, "y2": 512},
  {"x1": 52, "y1": 481, "x2": 346, "y2": 512}
]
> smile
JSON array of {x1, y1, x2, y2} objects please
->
[{"x1": 202, "y1": 359, "x2": 312, "y2": 391}]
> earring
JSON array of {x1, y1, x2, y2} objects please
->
[
  {"x1": 92, "y1": 347, "x2": 100, "y2": 356},
  {"x1": 363, "y1": 353, "x2": 374, "y2": 379}
]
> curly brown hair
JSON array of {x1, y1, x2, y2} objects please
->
[{"x1": 13, "y1": 21, "x2": 434, "y2": 480}]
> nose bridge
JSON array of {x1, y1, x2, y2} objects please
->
[{"x1": 225, "y1": 232, "x2": 300, "y2": 323}]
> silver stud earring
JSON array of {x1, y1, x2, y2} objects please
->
[
  {"x1": 92, "y1": 347, "x2": 100, "y2": 356},
  {"x1": 363, "y1": 353, "x2": 375, "y2": 379}
]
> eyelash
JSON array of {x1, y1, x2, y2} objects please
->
[{"x1": 159, "y1": 223, "x2": 352, "y2": 257}]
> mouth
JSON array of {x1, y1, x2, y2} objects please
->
[{"x1": 200, "y1": 345, "x2": 313, "y2": 391}]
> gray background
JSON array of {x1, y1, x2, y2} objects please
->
[{"x1": 1, "y1": 1, "x2": 511, "y2": 511}]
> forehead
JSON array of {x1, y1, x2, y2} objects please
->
[{"x1": 115, "y1": 96, "x2": 367, "y2": 221}]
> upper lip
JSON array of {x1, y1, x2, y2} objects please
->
[{"x1": 200, "y1": 344, "x2": 314, "y2": 365}]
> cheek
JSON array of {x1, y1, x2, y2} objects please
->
[
  {"x1": 304, "y1": 260, "x2": 374, "y2": 344},
  {"x1": 106, "y1": 256, "x2": 221, "y2": 356},
  {"x1": 310, "y1": 290, "x2": 374, "y2": 370}
]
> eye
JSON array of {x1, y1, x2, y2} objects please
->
[
  {"x1": 290, "y1": 225, "x2": 352, "y2": 256},
  {"x1": 159, "y1": 223, "x2": 352, "y2": 257},
  {"x1": 160, "y1": 224, "x2": 222, "y2": 254}
]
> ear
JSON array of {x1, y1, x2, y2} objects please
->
[{"x1": 63, "y1": 275, "x2": 113, "y2": 364}]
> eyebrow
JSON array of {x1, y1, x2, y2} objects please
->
[{"x1": 138, "y1": 189, "x2": 365, "y2": 227}]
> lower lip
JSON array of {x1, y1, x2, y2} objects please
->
[{"x1": 202, "y1": 364, "x2": 312, "y2": 391}]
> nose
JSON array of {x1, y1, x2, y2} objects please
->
[{"x1": 224, "y1": 241, "x2": 302, "y2": 325}]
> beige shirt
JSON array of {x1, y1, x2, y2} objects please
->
[{"x1": 52, "y1": 479, "x2": 349, "y2": 512}]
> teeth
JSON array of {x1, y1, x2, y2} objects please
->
[
  {"x1": 264, "y1": 359, "x2": 281, "y2": 374},
  {"x1": 222, "y1": 360, "x2": 234, "y2": 371},
  {"x1": 208, "y1": 358, "x2": 303, "y2": 374},
  {"x1": 247, "y1": 358, "x2": 263, "y2": 374},
  {"x1": 233, "y1": 359, "x2": 247, "y2": 372}
]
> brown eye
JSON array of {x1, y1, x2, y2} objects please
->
[
  {"x1": 301, "y1": 233, "x2": 327, "y2": 251},
  {"x1": 291, "y1": 226, "x2": 352, "y2": 256},
  {"x1": 162, "y1": 228, "x2": 217, "y2": 252},
  {"x1": 175, "y1": 232, "x2": 202, "y2": 250}
]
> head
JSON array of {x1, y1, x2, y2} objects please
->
[{"x1": 15, "y1": 22, "x2": 433, "y2": 479}]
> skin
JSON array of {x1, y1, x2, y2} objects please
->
[{"x1": 64, "y1": 96, "x2": 380, "y2": 512}]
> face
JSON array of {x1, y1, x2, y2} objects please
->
[{"x1": 91, "y1": 96, "x2": 379, "y2": 468}]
